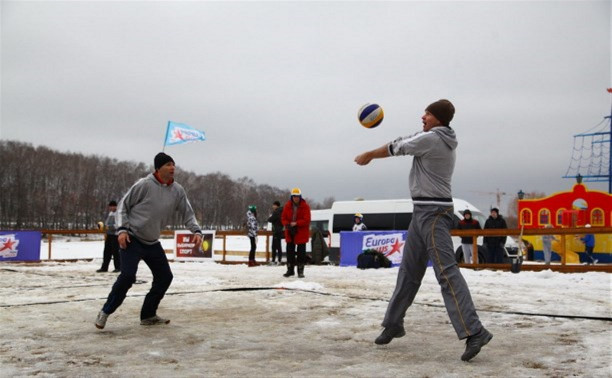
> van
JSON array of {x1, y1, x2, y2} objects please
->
[
  {"x1": 326, "y1": 198, "x2": 494, "y2": 264},
  {"x1": 310, "y1": 209, "x2": 331, "y2": 237}
]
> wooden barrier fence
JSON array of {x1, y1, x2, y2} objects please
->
[
  {"x1": 34, "y1": 227, "x2": 612, "y2": 272},
  {"x1": 451, "y1": 226, "x2": 612, "y2": 272},
  {"x1": 40, "y1": 229, "x2": 276, "y2": 263}
]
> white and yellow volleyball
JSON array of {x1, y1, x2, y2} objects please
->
[{"x1": 358, "y1": 103, "x2": 384, "y2": 129}]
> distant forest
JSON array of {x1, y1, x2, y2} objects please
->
[{"x1": 0, "y1": 140, "x2": 334, "y2": 230}]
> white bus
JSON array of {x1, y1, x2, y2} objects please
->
[{"x1": 325, "y1": 198, "x2": 499, "y2": 264}]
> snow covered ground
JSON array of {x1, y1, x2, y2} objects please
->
[{"x1": 1, "y1": 240, "x2": 611, "y2": 377}]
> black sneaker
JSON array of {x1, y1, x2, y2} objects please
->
[
  {"x1": 461, "y1": 327, "x2": 493, "y2": 361},
  {"x1": 375, "y1": 326, "x2": 406, "y2": 345},
  {"x1": 96, "y1": 269, "x2": 108, "y2": 273},
  {"x1": 140, "y1": 315, "x2": 170, "y2": 326}
]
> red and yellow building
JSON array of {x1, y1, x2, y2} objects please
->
[{"x1": 518, "y1": 184, "x2": 611, "y2": 263}]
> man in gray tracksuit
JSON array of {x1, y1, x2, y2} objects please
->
[
  {"x1": 355, "y1": 99, "x2": 492, "y2": 362},
  {"x1": 95, "y1": 152, "x2": 202, "y2": 329}
]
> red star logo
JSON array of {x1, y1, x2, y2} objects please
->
[
  {"x1": 385, "y1": 239, "x2": 404, "y2": 257},
  {"x1": 172, "y1": 129, "x2": 185, "y2": 141},
  {"x1": 0, "y1": 239, "x2": 16, "y2": 252}
]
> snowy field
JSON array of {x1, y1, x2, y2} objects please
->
[{"x1": 1, "y1": 240, "x2": 611, "y2": 377}]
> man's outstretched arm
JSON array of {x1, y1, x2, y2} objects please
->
[{"x1": 354, "y1": 144, "x2": 391, "y2": 166}]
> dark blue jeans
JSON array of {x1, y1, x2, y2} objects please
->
[
  {"x1": 271, "y1": 236, "x2": 283, "y2": 262},
  {"x1": 249, "y1": 236, "x2": 257, "y2": 261},
  {"x1": 584, "y1": 246, "x2": 596, "y2": 263},
  {"x1": 286, "y1": 242, "x2": 306, "y2": 266},
  {"x1": 102, "y1": 237, "x2": 173, "y2": 320},
  {"x1": 100, "y1": 234, "x2": 120, "y2": 271},
  {"x1": 486, "y1": 243, "x2": 505, "y2": 264}
]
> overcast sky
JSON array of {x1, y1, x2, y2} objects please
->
[{"x1": 1, "y1": 0, "x2": 611, "y2": 214}]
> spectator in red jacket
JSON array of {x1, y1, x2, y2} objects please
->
[
  {"x1": 456, "y1": 209, "x2": 481, "y2": 264},
  {"x1": 281, "y1": 188, "x2": 311, "y2": 278}
]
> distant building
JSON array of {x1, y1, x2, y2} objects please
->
[
  {"x1": 518, "y1": 183, "x2": 611, "y2": 263},
  {"x1": 518, "y1": 184, "x2": 610, "y2": 228}
]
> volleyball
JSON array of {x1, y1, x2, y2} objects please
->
[{"x1": 358, "y1": 103, "x2": 384, "y2": 129}]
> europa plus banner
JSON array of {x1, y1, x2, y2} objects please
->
[
  {"x1": 174, "y1": 230, "x2": 215, "y2": 261},
  {"x1": 0, "y1": 231, "x2": 42, "y2": 262},
  {"x1": 339, "y1": 231, "x2": 407, "y2": 267}
]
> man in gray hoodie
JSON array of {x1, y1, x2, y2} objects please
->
[
  {"x1": 355, "y1": 99, "x2": 492, "y2": 362},
  {"x1": 95, "y1": 152, "x2": 202, "y2": 329}
]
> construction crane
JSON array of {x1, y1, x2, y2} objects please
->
[{"x1": 470, "y1": 188, "x2": 507, "y2": 209}]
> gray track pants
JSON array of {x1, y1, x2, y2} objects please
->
[{"x1": 382, "y1": 205, "x2": 482, "y2": 339}]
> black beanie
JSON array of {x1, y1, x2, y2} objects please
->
[
  {"x1": 426, "y1": 99, "x2": 455, "y2": 126},
  {"x1": 108, "y1": 200, "x2": 117, "y2": 207},
  {"x1": 154, "y1": 152, "x2": 175, "y2": 170}
]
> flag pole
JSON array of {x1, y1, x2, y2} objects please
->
[{"x1": 162, "y1": 121, "x2": 171, "y2": 152}]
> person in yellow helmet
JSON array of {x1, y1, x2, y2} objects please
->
[
  {"x1": 352, "y1": 213, "x2": 367, "y2": 231},
  {"x1": 281, "y1": 188, "x2": 311, "y2": 278}
]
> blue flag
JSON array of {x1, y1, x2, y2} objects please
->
[{"x1": 164, "y1": 121, "x2": 206, "y2": 147}]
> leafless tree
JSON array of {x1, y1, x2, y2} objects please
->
[{"x1": 0, "y1": 140, "x2": 339, "y2": 230}]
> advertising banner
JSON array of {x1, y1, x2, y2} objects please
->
[
  {"x1": 339, "y1": 231, "x2": 407, "y2": 267},
  {"x1": 174, "y1": 230, "x2": 215, "y2": 261},
  {"x1": 0, "y1": 231, "x2": 42, "y2": 262}
]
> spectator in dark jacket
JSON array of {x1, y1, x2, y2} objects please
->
[
  {"x1": 456, "y1": 209, "x2": 481, "y2": 264},
  {"x1": 267, "y1": 201, "x2": 284, "y2": 264},
  {"x1": 97, "y1": 200, "x2": 121, "y2": 272},
  {"x1": 483, "y1": 208, "x2": 507, "y2": 264}
]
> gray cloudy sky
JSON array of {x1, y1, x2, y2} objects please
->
[{"x1": 1, "y1": 0, "x2": 611, "y2": 213}]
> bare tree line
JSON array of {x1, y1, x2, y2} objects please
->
[{"x1": 0, "y1": 141, "x2": 334, "y2": 230}]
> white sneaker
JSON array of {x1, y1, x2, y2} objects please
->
[{"x1": 95, "y1": 310, "x2": 108, "y2": 329}]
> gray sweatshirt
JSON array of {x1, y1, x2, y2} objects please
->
[
  {"x1": 105, "y1": 211, "x2": 117, "y2": 235},
  {"x1": 388, "y1": 126, "x2": 458, "y2": 205},
  {"x1": 116, "y1": 173, "x2": 201, "y2": 245}
]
